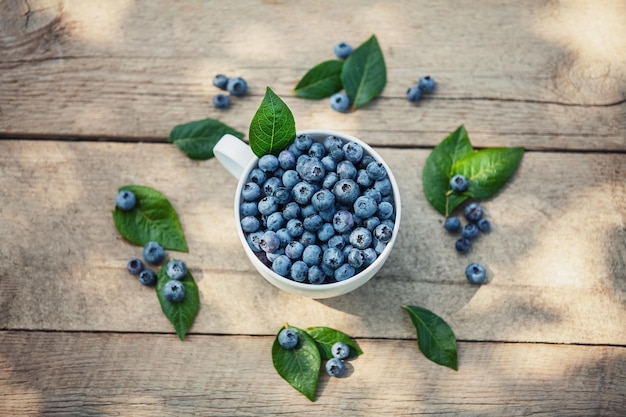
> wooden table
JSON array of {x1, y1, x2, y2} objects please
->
[{"x1": 1, "y1": 1, "x2": 625, "y2": 415}]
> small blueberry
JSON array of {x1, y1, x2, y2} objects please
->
[
  {"x1": 308, "y1": 265, "x2": 326, "y2": 284},
  {"x1": 143, "y1": 241, "x2": 165, "y2": 265},
  {"x1": 138, "y1": 269, "x2": 157, "y2": 286},
  {"x1": 166, "y1": 259, "x2": 187, "y2": 280},
  {"x1": 444, "y1": 216, "x2": 461, "y2": 232},
  {"x1": 116, "y1": 189, "x2": 136, "y2": 211},
  {"x1": 162, "y1": 279, "x2": 185, "y2": 303},
  {"x1": 406, "y1": 86, "x2": 422, "y2": 102},
  {"x1": 259, "y1": 230, "x2": 281, "y2": 253},
  {"x1": 450, "y1": 174, "x2": 469, "y2": 193},
  {"x1": 330, "y1": 92, "x2": 350, "y2": 112},
  {"x1": 462, "y1": 223, "x2": 479, "y2": 240},
  {"x1": 278, "y1": 328, "x2": 299, "y2": 349},
  {"x1": 290, "y1": 260, "x2": 309, "y2": 282},
  {"x1": 455, "y1": 238, "x2": 471, "y2": 254},
  {"x1": 226, "y1": 77, "x2": 248, "y2": 96},
  {"x1": 464, "y1": 202, "x2": 484, "y2": 223},
  {"x1": 418, "y1": 75, "x2": 436, "y2": 93},
  {"x1": 331, "y1": 341, "x2": 351, "y2": 359},
  {"x1": 272, "y1": 254, "x2": 292, "y2": 277},
  {"x1": 334, "y1": 42, "x2": 353, "y2": 59},
  {"x1": 212, "y1": 74, "x2": 229, "y2": 90},
  {"x1": 465, "y1": 262, "x2": 487, "y2": 284},
  {"x1": 127, "y1": 258, "x2": 144, "y2": 275},
  {"x1": 212, "y1": 93, "x2": 230, "y2": 109},
  {"x1": 325, "y1": 357, "x2": 346, "y2": 377},
  {"x1": 477, "y1": 217, "x2": 491, "y2": 233}
]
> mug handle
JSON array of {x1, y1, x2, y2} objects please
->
[{"x1": 214, "y1": 134, "x2": 256, "y2": 180}]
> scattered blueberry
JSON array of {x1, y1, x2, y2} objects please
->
[
  {"x1": 162, "y1": 279, "x2": 185, "y2": 303},
  {"x1": 450, "y1": 174, "x2": 469, "y2": 193},
  {"x1": 138, "y1": 269, "x2": 157, "y2": 286},
  {"x1": 455, "y1": 238, "x2": 471, "y2": 254},
  {"x1": 212, "y1": 74, "x2": 229, "y2": 90},
  {"x1": 166, "y1": 259, "x2": 187, "y2": 280},
  {"x1": 331, "y1": 341, "x2": 351, "y2": 359},
  {"x1": 127, "y1": 258, "x2": 144, "y2": 275},
  {"x1": 444, "y1": 216, "x2": 461, "y2": 232},
  {"x1": 477, "y1": 218, "x2": 491, "y2": 233},
  {"x1": 406, "y1": 86, "x2": 422, "y2": 103},
  {"x1": 330, "y1": 92, "x2": 350, "y2": 112},
  {"x1": 465, "y1": 262, "x2": 486, "y2": 284},
  {"x1": 462, "y1": 223, "x2": 479, "y2": 240},
  {"x1": 116, "y1": 189, "x2": 136, "y2": 211},
  {"x1": 418, "y1": 76, "x2": 436, "y2": 93},
  {"x1": 143, "y1": 241, "x2": 165, "y2": 265},
  {"x1": 278, "y1": 328, "x2": 299, "y2": 349},
  {"x1": 226, "y1": 77, "x2": 248, "y2": 96},
  {"x1": 212, "y1": 93, "x2": 230, "y2": 109},
  {"x1": 334, "y1": 42, "x2": 353, "y2": 59},
  {"x1": 464, "y1": 202, "x2": 484, "y2": 223},
  {"x1": 325, "y1": 357, "x2": 346, "y2": 377}
]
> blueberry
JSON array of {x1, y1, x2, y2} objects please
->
[
  {"x1": 342, "y1": 142, "x2": 363, "y2": 163},
  {"x1": 262, "y1": 177, "x2": 282, "y2": 196},
  {"x1": 352, "y1": 196, "x2": 377, "y2": 219},
  {"x1": 323, "y1": 247, "x2": 344, "y2": 269},
  {"x1": 349, "y1": 227, "x2": 373, "y2": 250},
  {"x1": 418, "y1": 75, "x2": 436, "y2": 93},
  {"x1": 213, "y1": 74, "x2": 229, "y2": 90},
  {"x1": 464, "y1": 202, "x2": 484, "y2": 223},
  {"x1": 477, "y1": 218, "x2": 491, "y2": 233},
  {"x1": 282, "y1": 201, "x2": 301, "y2": 220},
  {"x1": 248, "y1": 168, "x2": 267, "y2": 185},
  {"x1": 364, "y1": 216, "x2": 381, "y2": 231},
  {"x1": 286, "y1": 219, "x2": 304, "y2": 238},
  {"x1": 455, "y1": 238, "x2": 471, "y2": 253},
  {"x1": 330, "y1": 92, "x2": 350, "y2": 112},
  {"x1": 406, "y1": 86, "x2": 422, "y2": 102},
  {"x1": 246, "y1": 231, "x2": 264, "y2": 252},
  {"x1": 258, "y1": 196, "x2": 278, "y2": 216},
  {"x1": 285, "y1": 241, "x2": 304, "y2": 260},
  {"x1": 278, "y1": 328, "x2": 299, "y2": 349},
  {"x1": 127, "y1": 258, "x2": 144, "y2": 275},
  {"x1": 166, "y1": 259, "x2": 187, "y2": 280},
  {"x1": 356, "y1": 169, "x2": 373, "y2": 188},
  {"x1": 364, "y1": 188, "x2": 382, "y2": 203},
  {"x1": 450, "y1": 174, "x2": 469, "y2": 193},
  {"x1": 317, "y1": 222, "x2": 336, "y2": 242},
  {"x1": 242, "y1": 182, "x2": 261, "y2": 202},
  {"x1": 311, "y1": 189, "x2": 336, "y2": 212},
  {"x1": 366, "y1": 162, "x2": 387, "y2": 181},
  {"x1": 116, "y1": 189, "x2": 136, "y2": 211},
  {"x1": 462, "y1": 223, "x2": 479, "y2": 240},
  {"x1": 162, "y1": 280, "x2": 185, "y2": 303},
  {"x1": 303, "y1": 213, "x2": 323, "y2": 232},
  {"x1": 321, "y1": 155, "x2": 337, "y2": 172},
  {"x1": 308, "y1": 142, "x2": 326, "y2": 159},
  {"x1": 328, "y1": 144, "x2": 345, "y2": 162},
  {"x1": 336, "y1": 160, "x2": 357, "y2": 180},
  {"x1": 294, "y1": 134, "x2": 313, "y2": 152},
  {"x1": 328, "y1": 234, "x2": 347, "y2": 251},
  {"x1": 276, "y1": 228, "x2": 292, "y2": 247},
  {"x1": 373, "y1": 178, "x2": 392, "y2": 196},
  {"x1": 347, "y1": 247, "x2": 364, "y2": 268},
  {"x1": 292, "y1": 181, "x2": 317, "y2": 205},
  {"x1": 301, "y1": 204, "x2": 317, "y2": 218},
  {"x1": 143, "y1": 241, "x2": 165, "y2": 265},
  {"x1": 212, "y1": 93, "x2": 230, "y2": 109},
  {"x1": 240, "y1": 201, "x2": 258, "y2": 217},
  {"x1": 258, "y1": 154, "x2": 279, "y2": 173},
  {"x1": 299, "y1": 157, "x2": 326, "y2": 183},
  {"x1": 362, "y1": 248, "x2": 378, "y2": 266},
  {"x1": 326, "y1": 357, "x2": 346, "y2": 377},
  {"x1": 373, "y1": 223, "x2": 393, "y2": 244},
  {"x1": 444, "y1": 216, "x2": 461, "y2": 232},
  {"x1": 308, "y1": 265, "x2": 326, "y2": 284},
  {"x1": 282, "y1": 170, "x2": 301, "y2": 189},
  {"x1": 266, "y1": 248, "x2": 285, "y2": 263},
  {"x1": 323, "y1": 135, "x2": 343, "y2": 151},
  {"x1": 333, "y1": 210, "x2": 355, "y2": 233},
  {"x1": 226, "y1": 77, "x2": 247, "y2": 96},
  {"x1": 272, "y1": 187, "x2": 291, "y2": 205},
  {"x1": 465, "y1": 262, "x2": 486, "y2": 284},
  {"x1": 138, "y1": 269, "x2": 157, "y2": 286},
  {"x1": 272, "y1": 254, "x2": 292, "y2": 276},
  {"x1": 278, "y1": 150, "x2": 296, "y2": 170},
  {"x1": 333, "y1": 179, "x2": 360, "y2": 206},
  {"x1": 265, "y1": 212, "x2": 285, "y2": 231},
  {"x1": 290, "y1": 260, "x2": 309, "y2": 282},
  {"x1": 302, "y1": 244, "x2": 323, "y2": 266},
  {"x1": 259, "y1": 231, "x2": 281, "y2": 253},
  {"x1": 373, "y1": 238, "x2": 387, "y2": 255},
  {"x1": 331, "y1": 341, "x2": 351, "y2": 359},
  {"x1": 334, "y1": 42, "x2": 353, "y2": 59},
  {"x1": 300, "y1": 230, "x2": 318, "y2": 245},
  {"x1": 377, "y1": 201, "x2": 394, "y2": 220}
]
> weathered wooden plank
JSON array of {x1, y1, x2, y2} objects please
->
[
  {"x1": 0, "y1": 140, "x2": 624, "y2": 344},
  {"x1": 0, "y1": 331, "x2": 624, "y2": 416},
  {"x1": 0, "y1": 0, "x2": 624, "y2": 150}
]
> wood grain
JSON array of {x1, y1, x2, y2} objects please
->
[
  {"x1": 0, "y1": 140, "x2": 624, "y2": 345},
  {"x1": 0, "y1": 331, "x2": 624, "y2": 416},
  {"x1": 0, "y1": 0, "x2": 624, "y2": 150}
]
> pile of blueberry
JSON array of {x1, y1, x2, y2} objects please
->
[
  {"x1": 116, "y1": 189, "x2": 190, "y2": 302},
  {"x1": 240, "y1": 134, "x2": 396, "y2": 285},
  {"x1": 211, "y1": 74, "x2": 248, "y2": 109},
  {"x1": 443, "y1": 175, "x2": 490, "y2": 284},
  {"x1": 278, "y1": 328, "x2": 351, "y2": 377},
  {"x1": 407, "y1": 76, "x2": 436, "y2": 103}
]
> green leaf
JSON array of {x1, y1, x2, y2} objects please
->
[
  {"x1": 306, "y1": 326, "x2": 363, "y2": 360},
  {"x1": 341, "y1": 35, "x2": 387, "y2": 109},
  {"x1": 112, "y1": 185, "x2": 188, "y2": 251},
  {"x1": 294, "y1": 60, "x2": 344, "y2": 99},
  {"x1": 168, "y1": 118, "x2": 244, "y2": 160},
  {"x1": 156, "y1": 266, "x2": 200, "y2": 340},
  {"x1": 402, "y1": 305, "x2": 458, "y2": 371},
  {"x1": 249, "y1": 87, "x2": 296, "y2": 157},
  {"x1": 453, "y1": 147, "x2": 525, "y2": 199},
  {"x1": 272, "y1": 325, "x2": 321, "y2": 402},
  {"x1": 422, "y1": 126, "x2": 474, "y2": 216}
]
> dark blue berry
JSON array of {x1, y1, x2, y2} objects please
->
[
  {"x1": 464, "y1": 202, "x2": 484, "y2": 223},
  {"x1": 127, "y1": 258, "x2": 144, "y2": 275},
  {"x1": 455, "y1": 238, "x2": 471, "y2": 253},
  {"x1": 330, "y1": 92, "x2": 350, "y2": 112},
  {"x1": 334, "y1": 42, "x2": 353, "y2": 59},
  {"x1": 143, "y1": 241, "x2": 165, "y2": 265},
  {"x1": 138, "y1": 269, "x2": 157, "y2": 286},
  {"x1": 326, "y1": 357, "x2": 346, "y2": 377},
  {"x1": 444, "y1": 216, "x2": 461, "y2": 232},
  {"x1": 331, "y1": 341, "x2": 351, "y2": 359},
  {"x1": 465, "y1": 262, "x2": 486, "y2": 284},
  {"x1": 418, "y1": 75, "x2": 436, "y2": 93},
  {"x1": 226, "y1": 77, "x2": 247, "y2": 96},
  {"x1": 477, "y1": 218, "x2": 491, "y2": 233},
  {"x1": 272, "y1": 255, "x2": 292, "y2": 276},
  {"x1": 213, "y1": 74, "x2": 229, "y2": 90},
  {"x1": 406, "y1": 86, "x2": 422, "y2": 102},
  {"x1": 450, "y1": 174, "x2": 469, "y2": 193},
  {"x1": 116, "y1": 189, "x2": 136, "y2": 211},
  {"x1": 166, "y1": 259, "x2": 187, "y2": 280},
  {"x1": 290, "y1": 260, "x2": 309, "y2": 282},
  {"x1": 462, "y1": 223, "x2": 479, "y2": 240},
  {"x1": 334, "y1": 264, "x2": 355, "y2": 281},
  {"x1": 162, "y1": 280, "x2": 185, "y2": 302},
  {"x1": 278, "y1": 328, "x2": 299, "y2": 349},
  {"x1": 212, "y1": 93, "x2": 230, "y2": 109},
  {"x1": 308, "y1": 265, "x2": 325, "y2": 284}
]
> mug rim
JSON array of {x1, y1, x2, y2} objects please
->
[{"x1": 233, "y1": 129, "x2": 402, "y2": 297}]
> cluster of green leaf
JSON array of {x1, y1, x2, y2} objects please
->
[
  {"x1": 294, "y1": 34, "x2": 387, "y2": 110},
  {"x1": 422, "y1": 125, "x2": 524, "y2": 217},
  {"x1": 112, "y1": 184, "x2": 198, "y2": 340},
  {"x1": 272, "y1": 325, "x2": 363, "y2": 401}
]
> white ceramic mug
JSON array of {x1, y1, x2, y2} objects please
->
[{"x1": 214, "y1": 129, "x2": 401, "y2": 299}]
